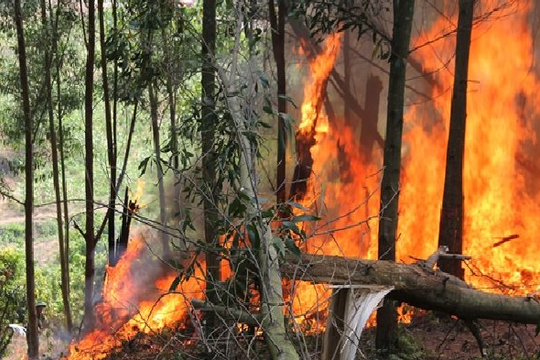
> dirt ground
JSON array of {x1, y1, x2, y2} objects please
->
[
  {"x1": 362, "y1": 314, "x2": 540, "y2": 360},
  {"x1": 4, "y1": 314, "x2": 540, "y2": 359}
]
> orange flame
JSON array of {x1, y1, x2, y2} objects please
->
[
  {"x1": 291, "y1": 1, "x2": 540, "y2": 331},
  {"x1": 298, "y1": 33, "x2": 343, "y2": 136},
  {"x1": 400, "y1": 1, "x2": 540, "y2": 292},
  {"x1": 65, "y1": 235, "x2": 204, "y2": 360}
]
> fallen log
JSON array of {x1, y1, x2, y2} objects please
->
[{"x1": 281, "y1": 254, "x2": 540, "y2": 325}]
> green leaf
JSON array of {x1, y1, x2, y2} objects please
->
[
  {"x1": 259, "y1": 74, "x2": 270, "y2": 88},
  {"x1": 285, "y1": 238, "x2": 301, "y2": 257},
  {"x1": 263, "y1": 105, "x2": 274, "y2": 115},
  {"x1": 138, "y1": 156, "x2": 151, "y2": 176},
  {"x1": 287, "y1": 201, "x2": 309, "y2": 211},
  {"x1": 247, "y1": 224, "x2": 260, "y2": 249},
  {"x1": 272, "y1": 235, "x2": 286, "y2": 257},
  {"x1": 292, "y1": 214, "x2": 321, "y2": 223},
  {"x1": 261, "y1": 208, "x2": 274, "y2": 218},
  {"x1": 277, "y1": 95, "x2": 298, "y2": 108},
  {"x1": 169, "y1": 275, "x2": 181, "y2": 291},
  {"x1": 282, "y1": 221, "x2": 301, "y2": 236}
]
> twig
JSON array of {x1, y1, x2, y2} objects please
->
[{"x1": 493, "y1": 234, "x2": 519, "y2": 248}]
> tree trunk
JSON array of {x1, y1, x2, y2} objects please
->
[
  {"x1": 161, "y1": 27, "x2": 183, "y2": 243},
  {"x1": 14, "y1": 0, "x2": 39, "y2": 357},
  {"x1": 40, "y1": 0, "x2": 73, "y2": 332},
  {"x1": 56, "y1": 30, "x2": 72, "y2": 335},
  {"x1": 360, "y1": 75, "x2": 383, "y2": 162},
  {"x1": 438, "y1": 0, "x2": 475, "y2": 279},
  {"x1": 343, "y1": 20, "x2": 353, "y2": 126},
  {"x1": 289, "y1": 20, "x2": 385, "y2": 149},
  {"x1": 83, "y1": 0, "x2": 96, "y2": 330},
  {"x1": 98, "y1": 0, "x2": 117, "y2": 267},
  {"x1": 269, "y1": 0, "x2": 287, "y2": 205},
  {"x1": 231, "y1": 78, "x2": 300, "y2": 360},
  {"x1": 376, "y1": 0, "x2": 415, "y2": 352},
  {"x1": 201, "y1": 0, "x2": 220, "y2": 330},
  {"x1": 115, "y1": 102, "x2": 138, "y2": 192},
  {"x1": 149, "y1": 81, "x2": 170, "y2": 257},
  {"x1": 281, "y1": 253, "x2": 540, "y2": 325}
]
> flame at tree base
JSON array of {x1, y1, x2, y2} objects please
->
[{"x1": 65, "y1": 234, "x2": 204, "y2": 360}]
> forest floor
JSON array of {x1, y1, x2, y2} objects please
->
[
  {"x1": 364, "y1": 315, "x2": 540, "y2": 360},
  {"x1": 3, "y1": 301, "x2": 540, "y2": 359},
  {"x1": 14, "y1": 314, "x2": 533, "y2": 360}
]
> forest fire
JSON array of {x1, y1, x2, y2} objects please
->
[
  {"x1": 400, "y1": 1, "x2": 540, "y2": 292},
  {"x1": 291, "y1": 2, "x2": 540, "y2": 332},
  {"x1": 63, "y1": 2, "x2": 540, "y2": 358},
  {"x1": 65, "y1": 236, "x2": 204, "y2": 360}
]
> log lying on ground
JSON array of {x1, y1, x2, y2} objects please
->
[{"x1": 281, "y1": 254, "x2": 540, "y2": 325}]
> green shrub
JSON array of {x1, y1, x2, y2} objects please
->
[
  {"x1": 0, "y1": 247, "x2": 26, "y2": 358},
  {"x1": 0, "y1": 222, "x2": 25, "y2": 244}
]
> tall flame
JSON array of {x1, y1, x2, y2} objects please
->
[
  {"x1": 291, "y1": 1, "x2": 540, "y2": 330},
  {"x1": 64, "y1": 3, "x2": 540, "y2": 356},
  {"x1": 298, "y1": 33, "x2": 344, "y2": 135},
  {"x1": 400, "y1": 1, "x2": 540, "y2": 291}
]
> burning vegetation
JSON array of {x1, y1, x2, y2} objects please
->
[
  {"x1": 7, "y1": 0, "x2": 540, "y2": 359},
  {"x1": 65, "y1": 236, "x2": 204, "y2": 360}
]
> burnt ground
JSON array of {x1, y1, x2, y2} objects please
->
[
  {"x1": 360, "y1": 314, "x2": 540, "y2": 360},
  {"x1": 6, "y1": 313, "x2": 540, "y2": 359}
]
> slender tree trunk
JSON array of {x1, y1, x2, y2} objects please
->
[
  {"x1": 343, "y1": 23, "x2": 353, "y2": 124},
  {"x1": 269, "y1": 0, "x2": 287, "y2": 205},
  {"x1": 201, "y1": 0, "x2": 220, "y2": 330},
  {"x1": 227, "y1": 70, "x2": 300, "y2": 360},
  {"x1": 98, "y1": 0, "x2": 117, "y2": 266},
  {"x1": 149, "y1": 81, "x2": 170, "y2": 256},
  {"x1": 438, "y1": 0, "x2": 475, "y2": 279},
  {"x1": 40, "y1": 0, "x2": 73, "y2": 332},
  {"x1": 56, "y1": 29, "x2": 72, "y2": 332},
  {"x1": 376, "y1": 0, "x2": 415, "y2": 352},
  {"x1": 115, "y1": 102, "x2": 138, "y2": 192},
  {"x1": 161, "y1": 28, "x2": 183, "y2": 240},
  {"x1": 83, "y1": 0, "x2": 96, "y2": 330},
  {"x1": 14, "y1": 0, "x2": 39, "y2": 357}
]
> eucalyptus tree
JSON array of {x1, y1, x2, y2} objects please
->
[
  {"x1": 268, "y1": 0, "x2": 288, "y2": 205},
  {"x1": 39, "y1": 0, "x2": 73, "y2": 332},
  {"x1": 13, "y1": 0, "x2": 39, "y2": 356},
  {"x1": 82, "y1": 0, "x2": 96, "y2": 329},
  {"x1": 286, "y1": 0, "x2": 415, "y2": 353},
  {"x1": 375, "y1": 0, "x2": 415, "y2": 351},
  {"x1": 438, "y1": 0, "x2": 476, "y2": 279}
]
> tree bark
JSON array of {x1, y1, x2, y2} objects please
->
[
  {"x1": 269, "y1": 0, "x2": 287, "y2": 205},
  {"x1": 289, "y1": 20, "x2": 385, "y2": 149},
  {"x1": 217, "y1": 8, "x2": 299, "y2": 357},
  {"x1": 56, "y1": 27, "x2": 72, "y2": 335},
  {"x1": 83, "y1": 0, "x2": 96, "y2": 330},
  {"x1": 14, "y1": 0, "x2": 39, "y2": 357},
  {"x1": 281, "y1": 253, "x2": 540, "y2": 325},
  {"x1": 376, "y1": 0, "x2": 415, "y2": 351},
  {"x1": 98, "y1": 0, "x2": 117, "y2": 267},
  {"x1": 230, "y1": 73, "x2": 300, "y2": 360},
  {"x1": 161, "y1": 27, "x2": 183, "y2": 243},
  {"x1": 40, "y1": 0, "x2": 73, "y2": 332},
  {"x1": 149, "y1": 81, "x2": 170, "y2": 257},
  {"x1": 201, "y1": 0, "x2": 220, "y2": 330},
  {"x1": 438, "y1": 0, "x2": 475, "y2": 279}
]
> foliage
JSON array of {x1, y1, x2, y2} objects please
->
[
  {"x1": 289, "y1": 0, "x2": 393, "y2": 59},
  {"x1": 389, "y1": 327, "x2": 427, "y2": 360},
  {"x1": 0, "y1": 247, "x2": 26, "y2": 358}
]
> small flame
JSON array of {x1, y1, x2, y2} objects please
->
[{"x1": 130, "y1": 179, "x2": 146, "y2": 205}]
